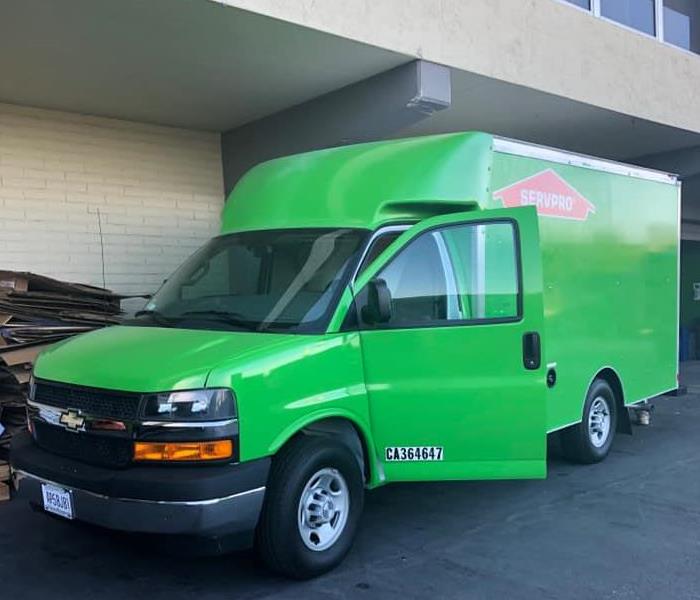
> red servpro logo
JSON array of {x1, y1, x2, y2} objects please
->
[{"x1": 493, "y1": 169, "x2": 596, "y2": 221}]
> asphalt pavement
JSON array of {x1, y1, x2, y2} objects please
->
[{"x1": 2, "y1": 365, "x2": 700, "y2": 599}]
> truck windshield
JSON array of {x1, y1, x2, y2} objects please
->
[{"x1": 132, "y1": 228, "x2": 368, "y2": 334}]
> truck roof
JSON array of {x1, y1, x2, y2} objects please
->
[
  {"x1": 493, "y1": 136, "x2": 678, "y2": 186},
  {"x1": 221, "y1": 132, "x2": 678, "y2": 234}
]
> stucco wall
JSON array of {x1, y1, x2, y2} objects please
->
[
  {"x1": 0, "y1": 103, "x2": 223, "y2": 298},
  {"x1": 221, "y1": 0, "x2": 700, "y2": 135}
]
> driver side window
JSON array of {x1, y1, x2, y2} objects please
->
[{"x1": 354, "y1": 220, "x2": 520, "y2": 329}]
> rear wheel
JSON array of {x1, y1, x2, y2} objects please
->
[
  {"x1": 560, "y1": 379, "x2": 617, "y2": 464},
  {"x1": 256, "y1": 435, "x2": 364, "y2": 579}
]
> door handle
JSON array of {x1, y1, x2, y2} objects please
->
[{"x1": 522, "y1": 332, "x2": 541, "y2": 370}]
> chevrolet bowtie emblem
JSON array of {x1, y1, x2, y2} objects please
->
[{"x1": 59, "y1": 409, "x2": 86, "y2": 432}]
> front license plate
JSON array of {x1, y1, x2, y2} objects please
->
[{"x1": 41, "y1": 483, "x2": 74, "y2": 519}]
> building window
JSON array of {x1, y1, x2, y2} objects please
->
[
  {"x1": 556, "y1": 0, "x2": 699, "y2": 55},
  {"x1": 600, "y1": 0, "x2": 656, "y2": 35},
  {"x1": 663, "y1": 0, "x2": 700, "y2": 53},
  {"x1": 562, "y1": 0, "x2": 591, "y2": 9}
]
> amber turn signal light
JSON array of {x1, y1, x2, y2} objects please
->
[{"x1": 133, "y1": 440, "x2": 233, "y2": 462}]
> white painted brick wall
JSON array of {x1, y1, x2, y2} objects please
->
[{"x1": 0, "y1": 103, "x2": 223, "y2": 302}]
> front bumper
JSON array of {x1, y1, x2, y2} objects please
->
[{"x1": 11, "y1": 431, "x2": 270, "y2": 544}]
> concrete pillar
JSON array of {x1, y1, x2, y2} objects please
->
[{"x1": 221, "y1": 60, "x2": 451, "y2": 195}]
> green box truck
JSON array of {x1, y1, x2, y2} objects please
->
[{"x1": 11, "y1": 132, "x2": 679, "y2": 578}]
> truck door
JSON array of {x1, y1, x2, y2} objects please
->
[{"x1": 350, "y1": 207, "x2": 546, "y2": 482}]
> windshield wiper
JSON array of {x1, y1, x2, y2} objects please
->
[
  {"x1": 133, "y1": 309, "x2": 175, "y2": 327},
  {"x1": 178, "y1": 310, "x2": 257, "y2": 331}
]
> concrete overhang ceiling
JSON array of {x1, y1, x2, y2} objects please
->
[
  {"x1": 1, "y1": 0, "x2": 698, "y2": 163},
  {"x1": 0, "y1": 0, "x2": 408, "y2": 131},
  {"x1": 400, "y1": 69, "x2": 700, "y2": 163}
]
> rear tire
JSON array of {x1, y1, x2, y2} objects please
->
[
  {"x1": 256, "y1": 435, "x2": 364, "y2": 579},
  {"x1": 560, "y1": 379, "x2": 617, "y2": 464}
]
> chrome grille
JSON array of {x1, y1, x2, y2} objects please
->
[{"x1": 34, "y1": 380, "x2": 141, "y2": 421}]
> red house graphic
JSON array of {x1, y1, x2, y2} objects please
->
[{"x1": 493, "y1": 169, "x2": 596, "y2": 221}]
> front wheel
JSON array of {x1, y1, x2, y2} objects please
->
[
  {"x1": 256, "y1": 435, "x2": 364, "y2": 579},
  {"x1": 560, "y1": 379, "x2": 618, "y2": 464}
]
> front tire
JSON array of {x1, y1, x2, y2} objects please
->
[
  {"x1": 256, "y1": 435, "x2": 364, "y2": 579},
  {"x1": 560, "y1": 379, "x2": 617, "y2": 464}
]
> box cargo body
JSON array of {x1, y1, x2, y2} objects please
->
[{"x1": 488, "y1": 139, "x2": 679, "y2": 432}]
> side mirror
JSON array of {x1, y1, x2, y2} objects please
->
[{"x1": 361, "y1": 278, "x2": 392, "y2": 325}]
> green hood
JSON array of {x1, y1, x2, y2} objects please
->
[{"x1": 33, "y1": 325, "x2": 302, "y2": 393}]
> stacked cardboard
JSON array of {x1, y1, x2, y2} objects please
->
[
  {"x1": 0, "y1": 458, "x2": 9, "y2": 501},
  {"x1": 0, "y1": 271, "x2": 126, "y2": 474}
]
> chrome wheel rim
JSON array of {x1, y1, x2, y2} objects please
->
[
  {"x1": 588, "y1": 396, "x2": 611, "y2": 448},
  {"x1": 297, "y1": 467, "x2": 349, "y2": 552}
]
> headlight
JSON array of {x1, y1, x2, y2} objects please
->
[{"x1": 141, "y1": 389, "x2": 236, "y2": 421}]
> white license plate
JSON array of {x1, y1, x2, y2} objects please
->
[{"x1": 41, "y1": 483, "x2": 74, "y2": 519}]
